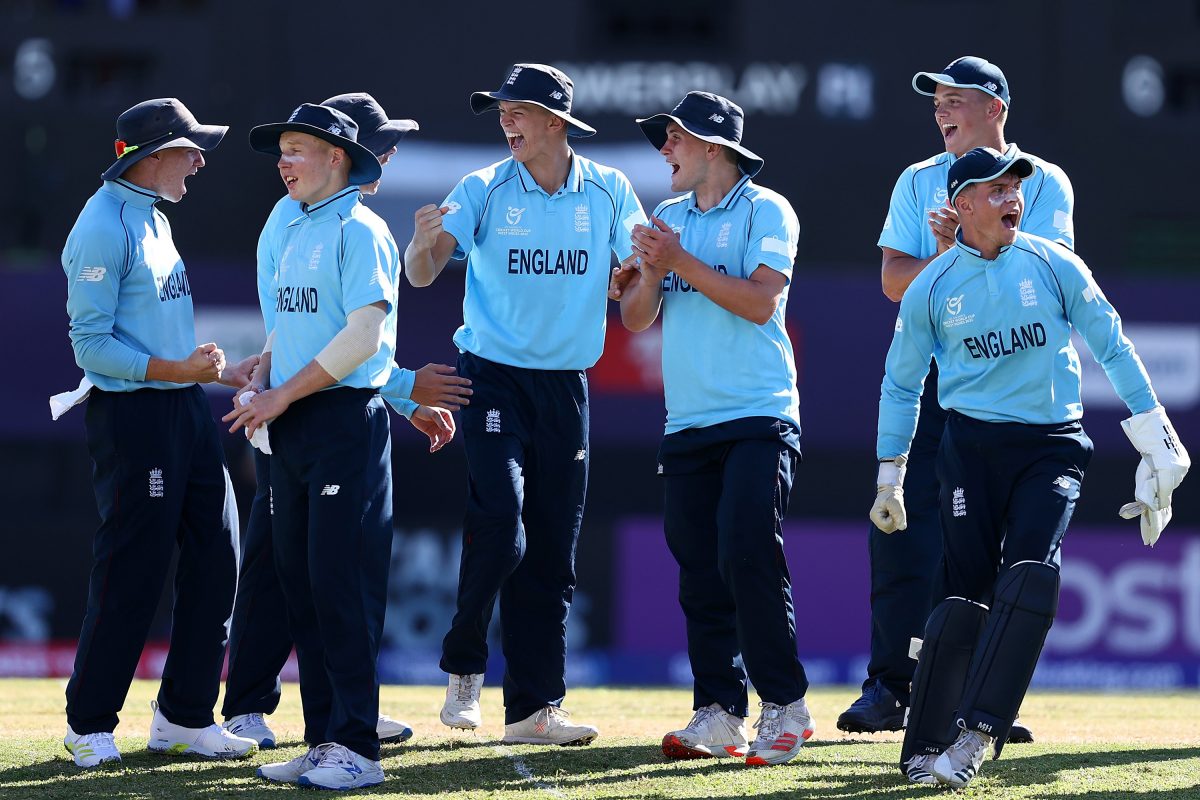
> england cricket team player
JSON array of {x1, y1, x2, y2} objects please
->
[
  {"x1": 874, "y1": 146, "x2": 1189, "y2": 787},
  {"x1": 220, "y1": 93, "x2": 464, "y2": 752},
  {"x1": 840, "y1": 56, "x2": 1073, "y2": 743},
  {"x1": 226, "y1": 102, "x2": 400, "y2": 789},
  {"x1": 611, "y1": 91, "x2": 813, "y2": 767},
  {"x1": 404, "y1": 63, "x2": 646, "y2": 745},
  {"x1": 61, "y1": 98, "x2": 260, "y2": 767}
]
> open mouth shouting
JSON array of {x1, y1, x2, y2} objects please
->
[
  {"x1": 1001, "y1": 210, "x2": 1020, "y2": 231},
  {"x1": 942, "y1": 123, "x2": 958, "y2": 144},
  {"x1": 506, "y1": 131, "x2": 525, "y2": 154}
]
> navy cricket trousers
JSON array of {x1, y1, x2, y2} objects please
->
[
  {"x1": 936, "y1": 410, "x2": 1093, "y2": 602},
  {"x1": 659, "y1": 417, "x2": 808, "y2": 718},
  {"x1": 270, "y1": 388, "x2": 392, "y2": 761},
  {"x1": 67, "y1": 385, "x2": 239, "y2": 734},
  {"x1": 864, "y1": 368, "x2": 946, "y2": 703},
  {"x1": 221, "y1": 448, "x2": 293, "y2": 719},
  {"x1": 441, "y1": 351, "x2": 588, "y2": 725}
]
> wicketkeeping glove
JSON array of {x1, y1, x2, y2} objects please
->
[
  {"x1": 869, "y1": 455, "x2": 908, "y2": 534},
  {"x1": 1118, "y1": 406, "x2": 1189, "y2": 547}
]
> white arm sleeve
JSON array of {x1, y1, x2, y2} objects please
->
[
  {"x1": 314, "y1": 304, "x2": 387, "y2": 381},
  {"x1": 262, "y1": 328, "x2": 276, "y2": 354}
]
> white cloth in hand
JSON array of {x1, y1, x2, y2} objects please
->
[
  {"x1": 49, "y1": 376, "x2": 94, "y2": 420},
  {"x1": 239, "y1": 391, "x2": 272, "y2": 454}
]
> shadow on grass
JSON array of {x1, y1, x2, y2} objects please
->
[{"x1": 0, "y1": 741, "x2": 1196, "y2": 799}]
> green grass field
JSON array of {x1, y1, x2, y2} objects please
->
[{"x1": 1, "y1": 679, "x2": 1198, "y2": 799}]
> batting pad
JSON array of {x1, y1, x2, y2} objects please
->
[
  {"x1": 899, "y1": 596, "x2": 989, "y2": 770},
  {"x1": 958, "y1": 560, "x2": 1060, "y2": 758}
]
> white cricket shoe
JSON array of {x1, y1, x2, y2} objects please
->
[
  {"x1": 932, "y1": 727, "x2": 994, "y2": 787},
  {"x1": 64, "y1": 726, "x2": 121, "y2": 768},
  {"x1": 147, "y1": 701, "x2": 256, "y2": 758},
  {"x1": 377, "y1": 713, "x2": 414, "y2": 743},
  {"x1": 223, "y1": 713, "x2": 276, "y2": 748},
  {"x1": 661, "y1": 703, "x2": 748, "y2": 759},
  {"x1": 501, "y1": 706, "x2": 598, "y2": 746},
  {"x1": 745, "y1": 698, "x2": 815, "y2": 766},
  {"x1": 440, "y1": 673, "x2": 484, "y2": 730},
  {"x1": 903, "y1": 753, "x2": 940, "y2": 785},
  {"x1": 297, "y1": 743, "x2": 385, "y2": 790},
  {"x1": 257, "y1": 744, "x2": 330, "y2": 783}
]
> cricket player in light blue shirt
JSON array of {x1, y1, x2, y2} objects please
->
[
  {"x1": 220, "y1": 93, "x2": 454, "y2": 754},
  {"x1": 613, "y1": 91, "x2": 812, "y2": 768},
  {"x1": 404, "y1": 63, "x2": 645, "y2": 746},
  {"x1": 227, "y1": 103, "x2": 401, "y2": 790},
  {"x1": 61, "y1": 98, "x2": 259, "y2": 768},
  {"x1": 872, "y1": 147, "x2": 1189, "y2": 788},
  {"x1": 842, "y1": 55, "x2": 1076, "y2": 740}
]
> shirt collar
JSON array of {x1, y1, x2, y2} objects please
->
[
  {"x1": 686, "y1": 174, "x2": 752, "y2": 215},
  {"x1": 515, "y1": 150, "x2": 583, "y2": 197},
  {"x1": 953, "y1": 228, "x2": 1013, "y2": 263},
  {"x1": 302, "y1": 186, "x2": 360, "y2": 220},
  {"x1": 103, "y1": 179, "x2": 160, "y2": 208}
]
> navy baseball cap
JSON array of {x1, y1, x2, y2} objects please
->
[
  {"x1": 102, "y1": 98, "x2": 228, "y2": 181},
  {"x1": 470, "y1": 63, "x2": 596, "y2": 138},
  {"x1": 948, "y1": 145, "x2": 1034, "y2": 203},
  {"x1": 636, "y1": 91, "x2": 764, "y2": 178},
  {"x1": 913, "y1": 56, "x2": 1010, "y2": 107},
  {"x1": 249, "y1": 103, "x2": 383, "y2": 185},
  {"x1": 320, "y1": 93, "x2": 418, "y2": 157}
]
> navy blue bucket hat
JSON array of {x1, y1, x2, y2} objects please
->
[
  {"x1": 249, "y1": 103, "x2": 383, "y2": 185},
  {"x1": 913, "y1": 56, "x2": 1010, "y2": 107},
  {"x1": 102, "y1": 98, "x2": 228, "y2": 181},
  {"x1": 948, "y1": 145, "x2": 1034, "y2": 203},
  {"x1": 470, "y1": 63, "x2": 596, "y2": 137},
  {"x1": 320, "y1": 93, "x2": 419, "y2": 157},
  {"x1": 636, "y1": 91, "x2": 764, "y2": 178}
]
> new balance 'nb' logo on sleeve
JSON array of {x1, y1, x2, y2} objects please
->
[{"x1": 320, "y1": 485, "x2": 341, "y2": 496}]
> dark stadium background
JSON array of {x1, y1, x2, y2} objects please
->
[{"x1": 1, "y1": 0, "x2": 1197, "y2": 688}]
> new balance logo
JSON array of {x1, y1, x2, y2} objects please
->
[
  {"x1": 77, "y1": 266, "x2": 106, "y2": 282},
  {"x1": 485, "y1": 409, "x2": 501, "y2": 433},
  {"x1": 574, "y1": 449, "x2": 586, "y2": 461},
  {"x1": 320, "y1": 485, "x2": 341, "y2": 496},
  {"x1": 708, "y1": 114, "x2": 725, "y2": 123},
  {"x1": 149, "y1": 468, "x2": 164, "y2": 498}
]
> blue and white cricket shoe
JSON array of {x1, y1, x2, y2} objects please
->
[
  {"x1": 297, "y1": 743, "x2": 385, "y2": 790},
  {"x1": 223, "y1": 712, "x2": 276, "y2": 748},
  {"x1": 377, "y1": 713, "x2": 413, "y2": 744},
  {"x1": 257, "y1": 744, "x2": 328, "y2": 783}
]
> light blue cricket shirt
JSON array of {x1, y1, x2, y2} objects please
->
[
  {"x1": 879, "y1": 145, "x2": 1075, "y2": 259},
  {"x1": 441, "y1": 152, "x2": 646, "y2": 370},
  {"x1": 63, "y1": 179, "x2": 199, "y2": 391},
  {"x1": 655, "y1": 175, "x2": 801, "y2": 435},
  {"x1": 257, "y1": 193, "x2": 416, "y2": 416},
  {"x1": 877, "y1": 231, "x2": 1158, "y2": 459},
  {"x1": 270, "y1": 187, "x2": 399, "y2": 391}
]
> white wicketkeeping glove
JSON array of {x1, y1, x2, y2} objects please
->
[
  {"x1": 870, "y1": 455, "x2": 908, "y2": 534},
  {"x1": 1118, "y1": 406, "x2": 1189, "y2": 546}
]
